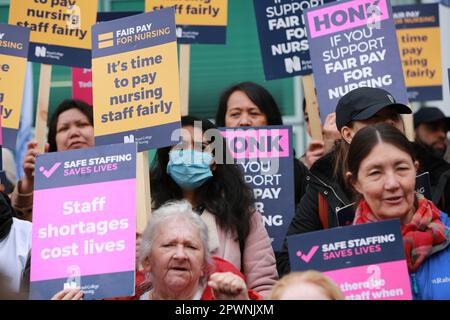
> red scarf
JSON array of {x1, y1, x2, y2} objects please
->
[{"x1": 354, "y1": 194, "x2": 448, "y2": 272}]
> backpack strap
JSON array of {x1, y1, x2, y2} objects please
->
[{"x1": 318, "y1": 192, "x2": 329, "y2": 229}]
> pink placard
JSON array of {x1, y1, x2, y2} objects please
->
[
  {"x1": 325, "y1": 260, "x2": 412, "y2": 300},
  {"x1": 72, "y1": 68, "x2": 93, "y2": 105},
  {"x1": 307, "y1": 0, "x2": 390, "y2": 38},
  {"x1": 31, "y1": 179, "x2": 136, "y2": 281}
]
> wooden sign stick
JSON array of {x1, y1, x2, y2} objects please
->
[
  {"x1": 180, "y1": 44, "x2": 190, "y2": 116},
  {"x1": 403, "y1": 112, "x2": 414, "y2": 142},
  {"x1": 136, "y1": 151, "x2": 152, "y2": 233},
  {"x1": 302, "y1": 74, "x2": 323, "y2": 141},
  {"x1": 35, "y1": 64, "x2": 52, "y2": 153}
]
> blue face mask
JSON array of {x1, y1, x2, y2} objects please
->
[{"x1": 167, "y1": 149, "x2": 214, "y2": 190}]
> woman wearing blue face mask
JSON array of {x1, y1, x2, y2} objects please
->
[{"x1": 150, "y1": 116, "x2": 278, "y2": 299}]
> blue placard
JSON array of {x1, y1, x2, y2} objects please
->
[
  {"x1": 0, "y1": 23, "x2": 30, "y2": 58},
  {"x1": 287, "y1": 219, "x2": 405, "y2": 272},
  {"x1": 34, "y1": 143, "x2": 137, "y2": 191},
  {"x1": 253, "y1": 0, "x2": 334, "y2": 80},
  {"x1": 221, "y1": 125, "x2": 295, "y2": 252},
  {"x1": 305, "y1": 0, "x2": 409, "y2": 123},
  {"x1": 91, "y1": 9, "x2": 176, "y2": 60}
]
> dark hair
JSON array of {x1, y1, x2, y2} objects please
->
[
  {"x1": 347, "y1": 123, "x2": 415, "y2": 185},
  {"x1": 215, "y1": 82, "x2": 283, "y2": 126},
  {"x1": 47, "y1": 99, "x2": 93, "y2": 152},
  {"x1": 150, "y1": 115, "x2": 254, "y2": 244}
]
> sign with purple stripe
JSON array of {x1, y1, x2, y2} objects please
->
[
  {"x1": 0, "y1": 24, "x2": 29, "y2": 149},
  {"x1": 305, "y1": 0, "x2": 409, "y2": 123},
  {"x1": 92, "y1": 9, "x2": 181, "y2": 152},
  {"x1": 30, "y1": 143, "x2": 137, "y2": 300},
  {"x1": 393, "y1": 4, "x2": 442, "y2": 101},
  {"x1": 253, "y1": 0, "x2": 334, "y2": 80}
]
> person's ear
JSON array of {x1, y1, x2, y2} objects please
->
[
  {"x1": 341, "y1": 126, "x2": 354, "y2": 144},
  {"x1": 346, "y1": 171, "x2": 362, "y2": 194},
  {"x1": 414, "y1": 160, "x2": 419, "y2": 172}
]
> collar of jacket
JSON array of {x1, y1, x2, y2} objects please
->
[{"x1": 308, "y1": 148, "x2": 353, "y2": 206}]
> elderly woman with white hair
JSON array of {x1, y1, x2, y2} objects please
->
[{"x1": 134, "y1": 200, "x2": 262, "y2": 300}]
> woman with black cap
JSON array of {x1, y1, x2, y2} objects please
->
[{"x1": 277, "y1": 87, "x2": 412, "y2": 276}]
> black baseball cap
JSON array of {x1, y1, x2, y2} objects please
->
[
  {"x1": 414, "y1": 107, "x2": 450, "y2": 130},
  {"x1": 335, "y1": 87, "x2": 412, "y2": 131}
]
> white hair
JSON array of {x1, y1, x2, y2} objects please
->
[{"x1": 139, "y1": 200, "x2": 212, "y2": 275}]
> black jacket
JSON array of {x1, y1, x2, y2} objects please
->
[
  {"x1": 293, "y1": 158, "x2": 309, "y2": 207},
  {"x1": 277, "y1": 148, "x2": 354, "y2": 276},
  {"x1": 413, "y1": 142, "x2": 450, "y2": 214}
]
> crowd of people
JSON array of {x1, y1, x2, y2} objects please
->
[{"x1": 1, "y1": 81, "x2": 450, "y2": 301}]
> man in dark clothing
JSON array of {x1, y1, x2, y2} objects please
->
[
  {"x1": 413, "y1": 107, "x2": 450, "y2": 213},
  {"x1": 414, "y1": 107, "x2": 450, "y2": 159},
  {"x1": 277, "y1": 87, "x2": 412, "y2": 276}
]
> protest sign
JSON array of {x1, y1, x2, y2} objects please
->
[
  {"x1": 72, "y1": 68, "x2": 92, "y2": 105},
  {"x1": 415, "y1": 172, "x2": 432, "y2": 201},
  {"x1": 71, "y1": 13, "x2": 142, "y2": 107},
  {"x1": 91, "y1": 9, "x2": 181, "y2": 152},
  {"x1": 221, "y1": 126, "x2": 295, "y2": 251},
  {"x1": 394, "y1": 4, "x2": 442, "y2": 101},
  {"x1": 305, "y1": 0, "x2": 409, "y2": 123},
  {"x1": 253, "y1": 0, "x2": 333, "y2": 80},
  {"x1": 146, "y1": 0, "x2": 228, "y2": 44},
  {"x1": 9, "y1": 0, "x2": 97, "y2": 68},
  {"x1": 0, "y1": 24, "x2": 29, "y2": 149},
  {"x1": 288, "y1": 219, "x2": 412, "y2": 300},
  {"x1": 30, "y1": 143, "x2": 137, "y2": 300}
]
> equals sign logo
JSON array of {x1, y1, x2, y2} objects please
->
[{"x1": 98, "y1": 32, "x2": 114, "y2": 49}]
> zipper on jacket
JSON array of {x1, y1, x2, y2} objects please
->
[
  {"x1": 309, "y1": 172, "x2": 346, "y2": 206},
  {"x1": 410, "y1": 273, "x2": 419, "y2": 297}
]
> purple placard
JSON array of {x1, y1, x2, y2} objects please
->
[
  {"x1": 253, "y1": 0, "x2": 334, "y2": 80},
  {"x1": 221, "y1": 126, "x2": 295, "y2": 252},
  {"x1": 305, "y1": 0, "x2": 409, "y2": 123},
  {"x1": 30, "y1": 143, "x2": 137, "y2": 300}
]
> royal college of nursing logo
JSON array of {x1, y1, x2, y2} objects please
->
[{"x1": 35, "y1": 46, "x2": 47, "y2": 57}]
